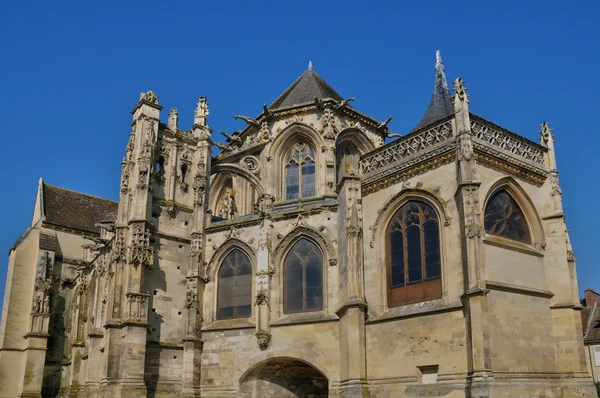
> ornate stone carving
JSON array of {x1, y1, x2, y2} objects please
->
[
  {"x1": 260, "y1": 121, "x2": 271, "y2": 142},
  {"x1": 140, "y1": 90, "x2": 159, "y2": 105},
  {"x1": 453, "y1": 78, "x2": 468, "y2": 103},
  {"x1": 110, "y1": 228, "x2": 126, "y2": 263},
  {"x1": 255, "y1": 331, "x2": 271, "y2": 351},
  {"x1": 320, "y1": 105, "x2": 340, "y2": 139},
  {"x1": 185, "y1": 291, "x2": 198, "y2": 309},
  {"x1": 255, "y1": 287, "x2": 270, "y2": 307},
  {"x1": 166, "y1": 202, "x2": 178, "y2": 218},
  {"x1": 465, "y1": 188, "x2": 482, "y2": 239},
  {"x1": 120, "y1": 160, "x2": 131, "y2": 193},
  {"x1": 240, "y1": 156, "x2": 260, "y2": 174},
  {"x1": 128, "y1": 223, "x2": 153, "y2": 269}
]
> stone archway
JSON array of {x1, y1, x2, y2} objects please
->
[{"x1": 239, "y1": 357, "x2": 329, "y2": 398}]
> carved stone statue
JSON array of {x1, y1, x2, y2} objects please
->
[
  {"x1": 32, "y1": 295, "x2": 41, "y2": 313},
  {"x1": 168, "y1": 108, "x2": 178, "y2": 131},
  {"x1": 43, "y1": 296, "x2": 50, "y2": 313},
  {"x1": 194, "y1": 97, "x2": 209, "y2": 126}
]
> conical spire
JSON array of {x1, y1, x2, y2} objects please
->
[{"x1": 412, "y1": 50, "x2": 454, "y2": 132}]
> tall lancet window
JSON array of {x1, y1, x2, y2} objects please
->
[
  {"x1": 285, "y1": 143, "x2": 315, "y2": 200},
  {"x1": 386, "y1": 201, "x2": 442, "y2": 307},
  {"x1": 484, "y1": 190, "x2": 531, "y2": 244},
  {"x1": 284, "y1": 239, "x2": 323, "y2": 313},
  {"x1": 217, "y1": 249, "x2": 252, "y2": 320}
]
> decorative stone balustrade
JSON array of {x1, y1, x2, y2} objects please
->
[
  {"x1": 470, "y1": 115, "x2": 545, "y2": 167},
  {"x1": 360, "y1": 118, "x2": 454, "y2": 184}
]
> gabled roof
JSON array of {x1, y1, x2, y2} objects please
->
[
  {"x1": 269, "y1": 66, "x2": 344, "y2": 110},
  {"x1": 412, "y1": 51, "x2": 454, "y2": 132},
  {"x1": 41, "y1": 181, "x2": 118, "y2": 234}
]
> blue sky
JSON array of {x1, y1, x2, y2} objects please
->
[{"x1": 0, "y1": 1, "x2": 598, "y2": 310}]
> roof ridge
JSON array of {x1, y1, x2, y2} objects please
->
[{"x1": 43, "y1": 183, "x2": 118, "y2": 204}]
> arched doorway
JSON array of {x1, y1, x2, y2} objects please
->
[{"x1": 239, "y1": 357, "x2": 329, "y2": 397}]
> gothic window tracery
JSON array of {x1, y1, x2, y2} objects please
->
[
  {"x1": 217, "y1": 249, "x2": 252, "y2": 320},
  {"x1": 386, "y1": 201, "x2": 442, "y2": 307},
  {"x1": 283, "y1": 238, "x2": 323, "y2": 314},
  {"x1": 484, "y1": 190, "x2": 531, "y2": 244},
  {"x1": 285, "y1": 143, "x2": 316, "y2": 200}
]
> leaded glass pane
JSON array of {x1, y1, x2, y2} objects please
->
[
  {"x1": 386, "y1": 201, "x2": 442, "y2": 307},
  {"x1": 285, "y1": 143, "x2": 316, "y2": 200},
  {"x1": 484, "y1": 190, "x2": 531, "y2": 244},
  {"x1": 284, "y1": 238, "x2": 323, "y2": 314},
  {"x1": 217, "y1": 249, "x2": 252, "y2": 320}
]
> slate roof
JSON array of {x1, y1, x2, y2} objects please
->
[
  {"x1": 582, "y1": 289, "x2": 600, "y2": 344},
  {"x1": 42, "y1": 183, "x2": 118, "y2": 234},
  {"x1": 269, "y1": 67, "x2": 344, "y2": 110},
  {"x1": 412, "y1": 51, "x2": 455, "y2": 132}
]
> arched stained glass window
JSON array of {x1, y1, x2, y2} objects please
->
[
  {"x1": 285, "y1": 143, "x2": 316, "y2": 200},
  {"x1": 284, "y1": 238, "x2": 323, "y2": 314},
  {"x1": 484, "y1": 190, "x2": 531, "y2": 244},
  {"x1": 217, "y1": 249, "x2": 252, "y2": 320},
  {"x1": 386, "y1": 201, "x2": 442, "y2": 307}
]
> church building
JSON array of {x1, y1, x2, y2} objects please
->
[{"x1": 0, "y1": 52, "x2": 595, "y2": 397}]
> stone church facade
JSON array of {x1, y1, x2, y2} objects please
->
[{"x1": 0, "y1": 53, "x2": 596, "y2": 397}]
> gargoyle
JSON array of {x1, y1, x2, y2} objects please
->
[
  {"x1": 95, "y1": 222, "x2": 115, "y2": 232},
  {"x1": 215, "y1": 142, "x2": 233, "y2": 152},
  {"x1": 220, "y1": 131, "x2": 243, "y2": 146},
  {"x1": 262, "y1": 104, "x2": 275, "y2": 121},
  {"x1": 377, "y1": 116, "x2": 393, "y2": 130},
  {"x1": 336, "y1": 97, "x2": 356, "y2": 110},
  {"x1": 387, "y1": 132, "x2": 402, "y2": 138},
  {"x1": 234, "y1": 115, "x2": 260, "y2": 128}
]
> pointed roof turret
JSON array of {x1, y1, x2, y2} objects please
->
[
  {"x1": 269, "y1": 66, "x2": 343, "y2": 110},
  {"x1": 412, "y1": 50, "x2": 454, "y2": 132}
]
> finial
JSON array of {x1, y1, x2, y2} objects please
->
[
  {"x1": 308, "y1": 60, "x2": 313, "y2": 70},
  {"x1": 436, "y1": 50, "x2": 442, "y2": 64},
  {"x1": 453, "y1": 78, "x2": 469, "y2": 104},
  {"x1": 539, "y1": 121, "x2": 553, "y2": 146}
]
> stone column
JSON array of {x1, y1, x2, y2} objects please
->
[
  {"x1": 181, "y1": 101, "x2": 212, "y2": 397},
  {"x1": 452, "y1": 79, "x2": 492, "y2": 395},
  {"x1": 255, "y1": 220, "x2": 273, "y2": 351},
  {"x1": 336, "y1": 161, "x2": 369, "y2": 397}
]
